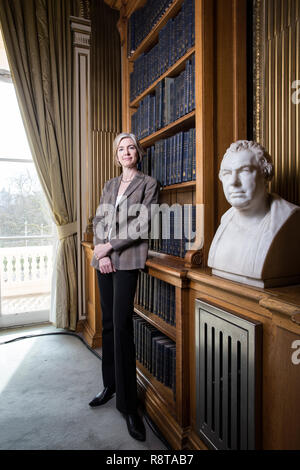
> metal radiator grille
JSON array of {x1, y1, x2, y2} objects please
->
[{"x1": 195, "y1": 300, "x2": 262, "y2": 450}]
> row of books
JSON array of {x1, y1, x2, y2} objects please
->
[
  {"x1": 149, "y1": 205, "x2": 196, "y2": 258},
  {"x1": 131, "y1": 56, "x2": 195, "y2": 139},
  {"x1": 130, "y1": 0, "x2": 195, "y2": 100},
  {"x1": 135, "y1": 272, "x2": 176, "y2": 326},
  {"x1": 138, "y1": 128, "x2": 196, "y2": 186},
  {"x1": 133, "y1": 314, "x2": 176, "y2": 393},
  {"x1": 128, "y1": 0, "x2": 174, "y2": 55}
]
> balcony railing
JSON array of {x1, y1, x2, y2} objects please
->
[{"x1": 0, "y1": 235, "x2": 55, "y2": 315}]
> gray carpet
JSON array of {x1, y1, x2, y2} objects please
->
[{"x1": 0, "y1": 328, "x2": 167, "y2": 450}]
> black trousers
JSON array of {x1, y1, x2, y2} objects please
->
[{"x1": 96, "y1": 269, "x2": 139, "y2": 414}]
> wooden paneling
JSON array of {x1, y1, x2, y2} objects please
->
[
  {"x1": 81, "y1": 242, "x2": 102, "y2": 347},
  {"x1": 187, "y1": 267, "x2": 300, "y2": 450},
  {"x1": 215, "y1": 0, "x2": 248, "y2": 223},
  {"x1": 254, "y1": 0, "x2": 300, "y2": 205},
  {"x1": 90, "y1": 0, "x2": 121, "y2": 214},
  {"x1": 262, "y1": 324, "x2": 300, "y2": 449},
  {"x1": 195, "y1": 0, "x2": 215, "y2": 263}
]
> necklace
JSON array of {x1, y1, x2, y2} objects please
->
[{"x1": 121, "y1": 175, "x2": 135, "y2": 183}]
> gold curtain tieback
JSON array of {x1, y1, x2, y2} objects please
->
[{"x1": 57, "y1": 222, "x2": 78, "y2": 240}]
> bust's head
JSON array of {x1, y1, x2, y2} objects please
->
[{"x1": 219, "y1": 140, "x2": 274, "y2": 211}]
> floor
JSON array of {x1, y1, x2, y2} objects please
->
[
  {"x1": 0, "y1": 324, "x2": 169, "y2": 450},
  {"x1": 0, "y1": 323, "x2": 102, "y2": 357},
  {"x1": 1, "y1": 294, "x2": 50, "y2": 315},
  {"x1": 0, "y1": 322, "x2": 58, "y2": 341}
]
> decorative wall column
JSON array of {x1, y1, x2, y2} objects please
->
[
  {"x1": 78, "y1": 0, "x2": 121, "y2": 347},
  {"x1": 90, "y1": 0, "x2": 121, "y2": 216},
  {"x1": 70, "y1": 16, "x2": 91, "y2": 320}
]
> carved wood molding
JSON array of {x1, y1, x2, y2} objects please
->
[
  {"x1": 79, "y1": 0, "x2": 91, "y2": 19},
  {"x1": 184, "y1": 249, "x2": 203, "y2": 268},
  {"x1": 70, "y1": 16, "x2": 91, "y2": 320}
]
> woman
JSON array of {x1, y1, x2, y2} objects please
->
[{"x1": 89, "y1": 133, "x2": 159, "y2": 442}]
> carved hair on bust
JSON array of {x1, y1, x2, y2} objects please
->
[{"x1": 219, "y1": 140, "x2": 274, "y2": 182}]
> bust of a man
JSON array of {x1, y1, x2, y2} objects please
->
[{"x1": 208, "y1": 140, "x2": 300, "y2": 287}]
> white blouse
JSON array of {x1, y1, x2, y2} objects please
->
[{"x1": 108, "y1": 195, "x2": 123, "y2": 241}]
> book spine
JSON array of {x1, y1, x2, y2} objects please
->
[
  {"x1": 192, "y1": 127, "x2": 196, "y2": 180},
  {"x1": 187, "y1": 128, "x2": 193, "y2": 181}
]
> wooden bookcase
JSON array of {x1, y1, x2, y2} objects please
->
[
  {"x1": 100, "y1": 0, "x2": 248, "y2": 449},
  {"x1": 117, "y1": 0, "x2": 215, "y2": 267},
  {"x1": 113, "y1": 0, "x2": 213, "y2": 449},
  {"x1": 135, "y1": 258, "x2": 190, "y2": 448},
  {"x1": 84, "y1": 0, "x2": 300, "y2": 449}
]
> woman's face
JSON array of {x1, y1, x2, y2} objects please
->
[{"x1": 117, "y1": 138, "x2": 138, "y2": 169}]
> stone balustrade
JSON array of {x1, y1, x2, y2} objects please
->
[{"x1": 0, "y1": 242, "x2": 54, "y2": 297}]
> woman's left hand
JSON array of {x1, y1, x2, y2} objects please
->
[
  {"x1": 99, "y1": 257, "x2": 116, "y2": 274},
  {"x1": 94, "y1": 242, "x2": 112, "y2": 261}
]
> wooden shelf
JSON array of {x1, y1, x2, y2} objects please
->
[
  {"x1": 140, "y1": 110, "x2": 195, "y2": 147},
  {"x1": 136, "y1": 359, "x2": 176, "y2": 411},
  {"x1": 147, "y1": 250, "x2": 187, "y2": 267},
  {"x1": 130, "y1": 47, "x2": 195, "y2": 108},
  {"x1": 134, "y1": 304, "x2": 177, "y2": 341},
  {"x1": 160, "y1": 181, "x2": 196, "y2": 192},
  {"x1": 129, "y1": 0, "x2": 185, "y2": 62}
]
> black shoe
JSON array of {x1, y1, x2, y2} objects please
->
[
  {"x1": 125, "y1": 413, "x2": 146, "y2": 441},
  {"x1": 89, "y1": 386, "x2": 115, "y2": 407}
]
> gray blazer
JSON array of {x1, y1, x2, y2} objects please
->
[{"x1": 91, "y1": 171, "x2": 160, "y2": 270}]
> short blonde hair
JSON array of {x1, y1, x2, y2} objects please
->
[{"x1": 113, "y1": 133, "x2": 145, "y2": 167}]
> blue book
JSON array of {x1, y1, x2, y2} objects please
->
[
  {"x1": 170, "y1": 345, "x2": 176, "y2": 394},
  {"x1": 173, "y1": 135, "x2": 177, "y2": 185},
  {"x1": 181, "y1": 70, "x2": 186, "y2": 117},
  {"x1": 170, "y1": 18, "x2": 175, "y2": 67},
  {"x1": 191, "y1": 54, "x2": 195, "y2": 110},
  {"x1": 175, "y1": 133, "x2": 180, "y2": 184},
  {"x1": 183, "y1": 0, "x2": 189, "y2": 54},
  {"x1": 191, "y1": 0, "x2": 195, "y2": 46},
  {"x1": 170, "y1": 79, "x2": 175, "y2": 123},
  {"x1": 177, "y1": 10, "x2": 184, "y2": 59},
  {"x1": 182, "y1": 131, "x2": 189, "y2": 182},
  {"x1": 192, "y1": 128, "x2": 196, "y2": 180},
  {"x1": 159, "y1": 140, "x2": 163, "y2": 186},
  {"x1": 163, "y1": 77, "x2": 175, "y2": 127},
  {"x1": 163, "y1": 139, "x2": 167, "y2": 186},
  {"x1": 185, "y1": 60, "x2": 190, "y2": 114},
  {"x1": 186, "y1": 0, "x2": 193, "y2": 51},
  {"x1": 178, "y1": 132, "x2": 183, "y2": 183},
  {"x1": 152, "y1": 144, "x2": 156, "y2": 180},
  {"x1": 187, "y1": 128, "x2": 193, "y2": 181},
  {"x1": 169, "y1": 136, "x2": 173, "y2": 185}
]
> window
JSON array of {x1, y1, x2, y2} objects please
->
[{"x1": 0, "y1": 30, "x2": 55, "y2": 327}]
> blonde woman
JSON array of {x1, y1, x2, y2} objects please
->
[{"x1": 89, "y1": 133, "x2": 159, "y2": 442}]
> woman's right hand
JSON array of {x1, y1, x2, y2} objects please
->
[{"x1": 99, "y1": 256, "x2": 116, "y2": 274}]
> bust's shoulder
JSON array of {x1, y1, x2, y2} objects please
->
[
  {"x1": 220, "y1": 207, "x2": 235, "y2": 225},
  {"x1": 268, "y1": 194, "x2": 300, "y2": 231},
  {"x1": 270, "y1": 193, "x2": 300, "y2": 213}
]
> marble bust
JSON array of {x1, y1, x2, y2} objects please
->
[{"x1": 208, "y1": 140, "x2": 300, "y2": 287}]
